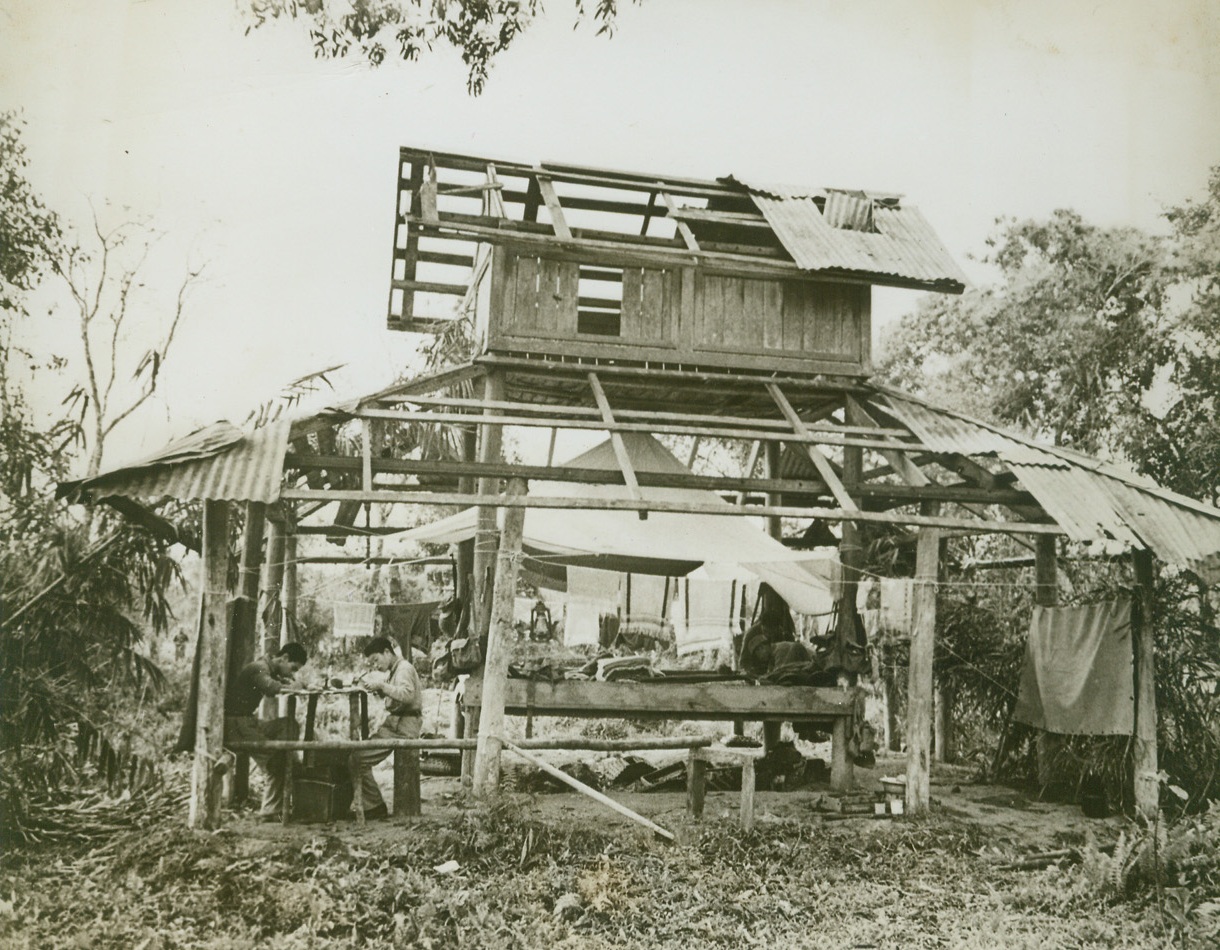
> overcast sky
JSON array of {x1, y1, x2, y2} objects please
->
[{"x1": 3, "y1": 0, "x2": 1219, "y2": 470}]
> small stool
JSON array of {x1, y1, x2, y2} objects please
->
[{"x1": 687, "y1": 742, "x2": 767, "y2": 831}]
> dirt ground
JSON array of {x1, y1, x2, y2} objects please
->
[{"x1": 247, "y1": 683, "x2": 1124, "y2": 859}]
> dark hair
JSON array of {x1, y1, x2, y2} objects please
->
[
  {"x1": 363, "y1": 636, "x2": 396, "y2": 658},
  {"x1": 277, "y1": 642, "x2": 308, "y2": 665}
]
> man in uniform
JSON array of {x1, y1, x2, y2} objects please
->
[
  {"x1": 224, "y1": 642, "x2": 308, "y2": 821},
  {"x1": 353, "y1": 636, "x2": 423, "y2": 819}
]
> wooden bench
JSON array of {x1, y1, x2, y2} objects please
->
[
  {"x1": 460, "y1": 676, "x2": 862, "y2": 790},
  {"x1": 225, "y1": 735, "x2": 722, "y2": 825}
]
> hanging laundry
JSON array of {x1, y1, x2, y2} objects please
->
[
  {"x1": 878, "y1": 578, "x2": 914, "y2": 633},
  {"x1": 377, "y1": 602, "x2": 440, "y2": 657},
  {"x1": 565, "y1": 567, "x2": 621, "y2": 647},
  {"x1": 621, "y1": 573, "x2": 673, "y2": 646},
  {"x1": 674, "y1": 578, "x2": 738, "y2": 655},
  {"x1": 333, "y1": 602, "x2": 376, "y2": 640},
  {"x1": 1013, "y1": 599, "x2": 1134, "y2": 735}
]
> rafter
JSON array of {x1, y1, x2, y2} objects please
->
[{"x1": 766, "y1": 382, "x2": 858, "y2": 511}]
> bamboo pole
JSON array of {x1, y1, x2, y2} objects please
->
[
  {"x1": 1034, "y1": 536, "x2": 1062, "y2": 788},
  {"x1": 905, "y1": 501, "x2": 941, "y2": 815},
  {"x1": 472, "y1": 477, "x2": 526, "y2": 797},
  {"x1": 189, "y1": 500, "x2": 231, "y2": 830}
]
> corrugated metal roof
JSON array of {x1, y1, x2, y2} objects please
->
[
  {"x1": 60, "y1": 420, "x2": 291, "y2": 505},
  {"x1": 873, "y1": 386, "x2": 1220, "y2": 582},
  {"x1": 726, "y1": 176, "x2": 969, "y2": 291}
]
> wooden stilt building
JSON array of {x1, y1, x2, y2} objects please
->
[{"x1": 60, "y1": 148, "x2": 1220, "y2": 829}]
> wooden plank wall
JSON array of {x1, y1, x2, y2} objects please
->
[{"x1": 492, "y1": 247, "x2": 867, "y2": 369}]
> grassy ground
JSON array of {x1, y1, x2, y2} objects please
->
[{"x1": 0, "y1": 770, "x2": 1208, "y2": 950}]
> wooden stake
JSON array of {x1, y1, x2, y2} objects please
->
[
  {"x1": 472, "y1": 477, "x2": 527, "y2": 797},
  {"x1": 905, "y1": 501, "x2": 940, "y2": 815},
  {"x1": 1133, "y1": 549, "x2": 1160, "y2": 818},
  {"x1": 189, "y1": 500, "x2": 230, "y2": 830}
]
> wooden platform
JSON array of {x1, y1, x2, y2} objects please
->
[{"x1": 460, "y1": 676, "x2": 860, "y2": 790}]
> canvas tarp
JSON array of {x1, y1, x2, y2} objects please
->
[
  {"x1": 1012, "y1": 599, "x2": 1135, "y2": 735},
  {"x1": 394, "y1": 433, "x2": 836, "y2": 615}
]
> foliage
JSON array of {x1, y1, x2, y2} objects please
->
[
  {"x1": 880, "y1": 173, "x2": 1220, "y2": 504},
  {"x1": 243, "y1": 0, "x2": 634, "y2": 94},
  {"x1": 0, "y1": 113, "x2": 189, "y2": 846},
  {"x1": 0, "y1": 110, "x2": 60, "y2": 318},
  {"x1": 0, "y1": 799, "x2": 1182, "y2": 948}
]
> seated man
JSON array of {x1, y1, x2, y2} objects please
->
[
  {"x1": 224, "y1": 642, "x2": 308, "y2": 821},
  {"x1": 353, "y1": 636, "x2": 423, "y2": 819}
]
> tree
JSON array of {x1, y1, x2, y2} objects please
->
[
  {"x1": 0, "y1": 115, "x2": 186, "y2": 843},
  {"x1": 881, "y1": 209, "x2": 1169, "y2": 456},
  {"x1": 243, "y1": 0, "x2": 632, "y2": 94},
  {"x1": 878, "y1": 183, "x2": 1220, "y2": 805},
  {"x1": 53, "y1": 212, "x2": 204, "y2": 478}
]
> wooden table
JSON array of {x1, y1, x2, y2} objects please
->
[
  {"x1": 460, "y1": 677, "x2": 861, "y2": 791},
  {"x1": 281, "y1": 686, "x2": 370, "y2": 822}
]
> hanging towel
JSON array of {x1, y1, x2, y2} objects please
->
[
  {"x1": 878, "y1": 578, "x2": 914, "y2": 633},
  {"x1": 333, "y1": 602, "x2": 376, "y2": 640},
  {"x1": 674, "y1": 578, "x2": 737, "y2": 655},
  {"x1": 565, "y1": 567, "x2": 621, "y2": 647},
  {"x1": 624, "y1": 574, "x2": 670, "y2": 624},
  {"x1": 1013, "y1": 599, "x2": 1134, "y2": 735}
]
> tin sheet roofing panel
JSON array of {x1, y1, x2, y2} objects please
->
[
  {"x1": 729, "y1": 177, "x2": 969, "y2": 291},
  {"x1": 62, "y1": 420, "x2": 291, "y2": 505}
]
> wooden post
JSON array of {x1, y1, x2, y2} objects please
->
[
  {"x1": 904, "y1": 501, "x2": 940, "y2": 815},
  {"x1": 472, "y1": 477, "x2": 526, "y2": 798},
  {"x1": 257, "y1": 518, "x2": 286, "y2": 720},
  {"x1": 231, "y1": 502, "x2": 265, "y2": 803},
  {"x1": 258, "y1": 518, "x2": 286, "y2": 658},
  {"x1": 1034, "y1": 535, "x2": 1062, "y2": 789},
  {"x1": 473, "y1": 372, "x2": 505, "y2": 639},
  {"x1": 686, "y1": 750, "x2": 707, "y2": 818},
  {"x1": 933, "y1": 682, "x2": 956, "y2": 763},
  {"x1": 394, "y1": 747, "x2": 422, "y2": 818},
  {"x1": 281, "y1": 532, "x2": 297, "y2": 648},
  {"x1": 740, "y1": 757, "x2": 756, "y2": 832},
  {"x1": 1132, "y1": 549, "x2": 1159, "y2": 818},
  {"x1": 759, "y1": 441, "x2": 782, "y2": 755},
  {"x1": 456, "y1": 424, "x2": 478, "y2": 604},
  {"x1": 189, "y1": 500, "x2": 231, "y2": 830}
]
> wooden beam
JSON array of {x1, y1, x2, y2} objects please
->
[
  {"x1": 587, "y1": 372, "x2": 643, "y2": 513},
  {"x1": 472, "y1": 478, "x2": 527, "y2": 797},
  {"x1": 279, "y1": 487, "x2": 1067, "y2": 535},
  {"x1": 389, "y1": 278, "x2": 469, "y2": 296},
  {"x1": 767, "y1": 383, "x2": 858, "y2": 511},
  {"x1": 905, "y1": 501, "x2": 941, "y2": 816},
  {"x1": 501, "y1": 737, "x2": 675, "y2": 842},
  {"x1": 659, "y1": 191, "x2": 701, "y2": 252},
  {"x1": 535, "y1": 175, "x2": 572, "y2": 241},
  {"x1": 189, "y1": 500, "x2": 230, "y2": 830},
  {"x1": 383, "y1": 392, "x2": 909, "y2": 437},
  {"x1": 352, "y1": 406, "x2": 929, "y2": 453},
  {"x1": 1132, "y1": 549, "x2": 1159, "y2": 818}
]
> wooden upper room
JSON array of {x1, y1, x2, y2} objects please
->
[{"x1": 388, "y1": 147, "x2": 967, "y2": 378}]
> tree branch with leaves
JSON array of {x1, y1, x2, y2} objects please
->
[
  {"x1": 53, "y1": 211, "x2": 204, "y2": 477},
  {"x1": 243, "y1": 0, "x2": 633, "y2": 94}
]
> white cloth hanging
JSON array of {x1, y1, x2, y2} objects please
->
[
  {"x1": 674, "y1": 578, "x2": 738, "y2": 655},
  {"x1": 564, "y1": 567, "x2": 621, "y2": 647},
  {"x1": 333, "y1": 602, "x2": 376, "y2": 639}
]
